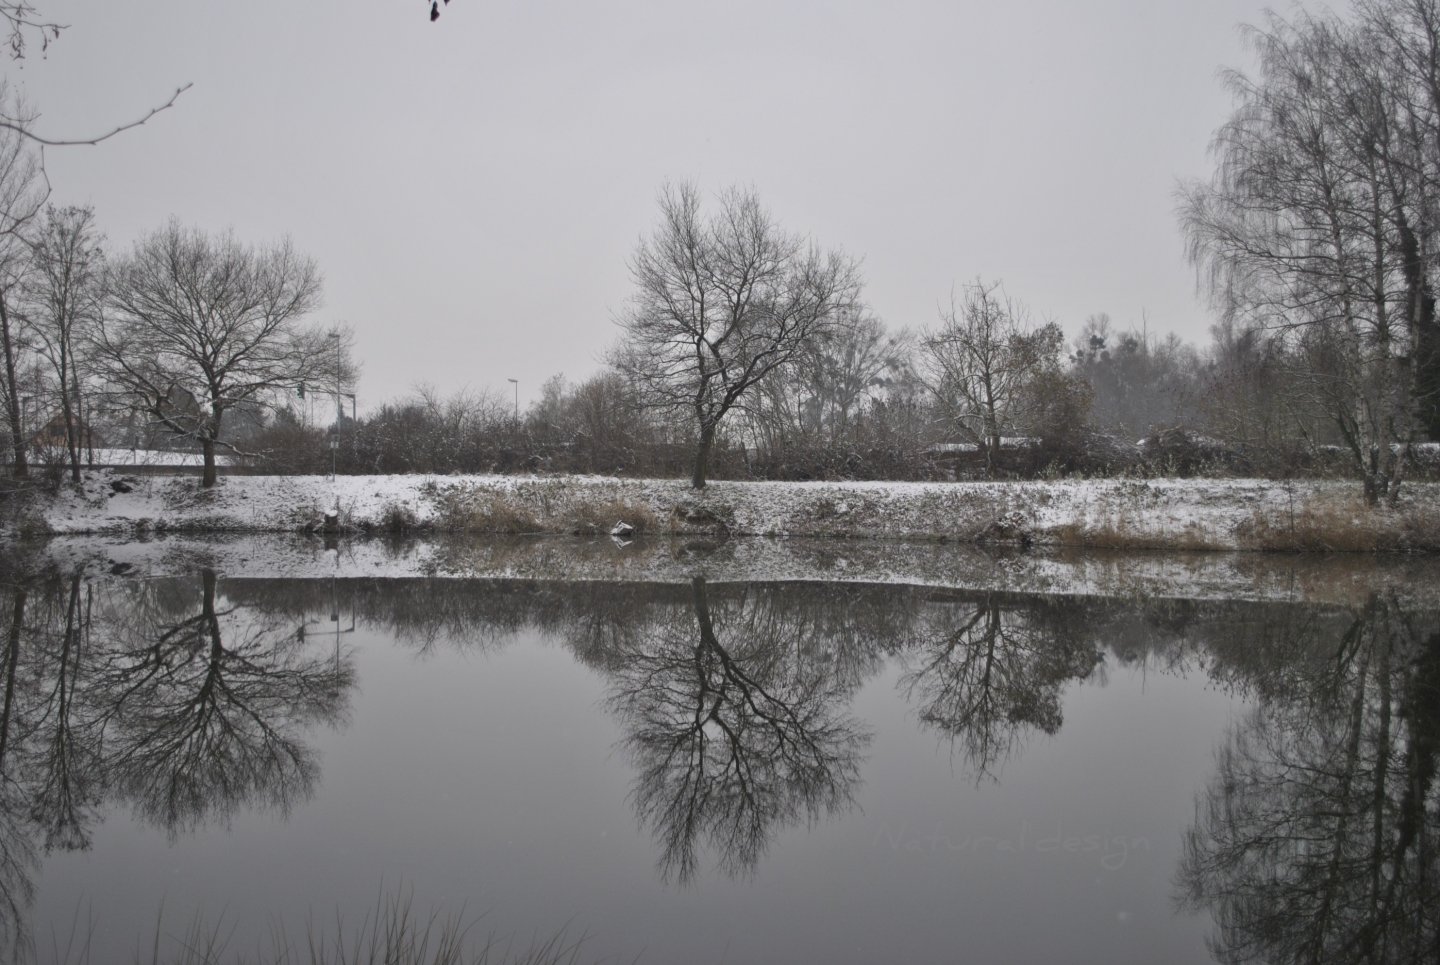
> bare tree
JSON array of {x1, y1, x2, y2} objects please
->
[
  {"x1": 919, "y1": 279, "x2": 1065, "y2": 477},
  {"x1": 24, "y1": 205, "x2": 103, "y2": 482},
  {"x1": 93, "y1": 221, "x2": 325, "y2": 487},
  {"x1": 748, "y1": 307, "x2": 910, "y2": 458},
  {"x1": 614, "y1": 182, "x2": 861, "y2": 488},
  {"x1": 1182, "y1": 4, "x2": 1440, "y2": 502},
  {"x1": 0, "y1": 85, "x2": 44, "y2": 480}
]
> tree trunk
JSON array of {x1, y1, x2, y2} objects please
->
[
  {"x1": 692, "y1": 421, "x2": 716, "y2": 489},
  {"x1": 68, "y1": 352, "x2": 85, "y2": 482},
  {"x1": 202, "y1": 438, "x2": 218, "y2": 488},
  {"x1": 59, "y1": 364, "x2": 78, "y2": 484},
  {"x1": 0, "y1": 588, "x2": 25, "y2": 769},
  {"x1": 0, "y1": 294, "x2": 27, "y2": 479}
]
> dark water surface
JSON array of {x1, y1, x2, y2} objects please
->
[{"x1": 1, "y1": 556, "x2": 1436, "y2": 963}]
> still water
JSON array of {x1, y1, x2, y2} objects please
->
[{"x1": 1, "y1": 547, "x2": 1435, "y2": 963}]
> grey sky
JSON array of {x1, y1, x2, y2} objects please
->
[{"x1": 16, "y1": 0, "x2": 1278, "y2": 410}]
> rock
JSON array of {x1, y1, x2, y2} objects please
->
[{"x1": 109, "y1": 477, "x2": 137, "y2": 495}]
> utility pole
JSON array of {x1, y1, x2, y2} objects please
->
[{"x1": 507, "y1": 378, "x2": 518, "y2": 429}]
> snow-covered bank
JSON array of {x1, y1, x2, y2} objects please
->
[
  {"x1": 24, "y1": 534, "x2": 1440, "y2": 610},
  {"x1": 13, "y1": 470, "x2": 1440, "y2": 552}
]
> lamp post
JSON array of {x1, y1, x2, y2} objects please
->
[
  {"x1": 328, "y1": 332, "x2": 342, "y2": 424},
  {"x1": 507, "y1": 378, "x2": 518, "y2": 429},
  {"x1": 329, "y1": 331, "x2": 342, "y2": 476}
]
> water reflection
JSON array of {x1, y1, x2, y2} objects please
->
[
  {"x1": 0, "y1": 569, "x2": 354, "y2": 957},
  {"x1": 607, "y1": 577, "x2": 869, "y2": 883},
  {"x1": 898, "y1": 592, "x2": 1102, "y2": 779},
  {"x1": 1, "y1": 565, "x2": 1439, "y2": 960},
  {"x1": 1178, "y1": 594, "x2": 1440, "y2": 963}
]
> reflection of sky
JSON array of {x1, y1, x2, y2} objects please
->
[{"x1": 36, "y1": 609, "x2": 1240, "y2": 964}]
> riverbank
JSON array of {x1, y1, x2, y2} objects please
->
[{"x1": 9, "y1": 469, "x2": 1440, "y2": 552}]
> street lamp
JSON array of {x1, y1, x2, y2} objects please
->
[
  {"x1": 507, "y1": 378, "x2": 518, "y2": 428},
  {"x1": 328, "y1": 331, "x2": 343, "y2": 477},
  {"x1": 328, "y1": 331, "x2": 343, "y2": 424}
]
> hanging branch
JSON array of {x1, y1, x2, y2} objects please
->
[{"x1": 2, "y1": 1, "x2": 64, "y2": 60}]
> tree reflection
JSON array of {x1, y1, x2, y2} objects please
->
[
  {"x1": 898, "y1": 593, "x2": 1102, "y2": 780},
  {"x1": 0, "y1": 566, "x2": 355, "y2": 959},
  {"x1": 0, "y1": 585, "x2": 36, "y2": 960},
  {"x1": 91, "y1": 570, "x2": 353, "y2": 836},
  {"x1": 1179, "y1": 595, "x2": 1440, "y2": 963},
  {"x1": 606, "y1": 577, "x2": 870, "y2": 883}
]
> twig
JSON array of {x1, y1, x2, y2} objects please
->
[{"x1": 0, "y1": 82, "x2": 192, "y2": 147}]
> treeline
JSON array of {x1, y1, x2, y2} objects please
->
[
  {"x1": 9, "y1": 0, "x2": 1440, "y2": 493},
  {"x1": 243, "y1": 302, "x2": 1406, "y2": 483}
]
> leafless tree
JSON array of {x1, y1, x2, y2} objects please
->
[
  {"x1": 747, "y1": 308, "x2": 910, "y2": 459},
  {"x1": 614, "y1": 182, "x2": 861, "y2": 488},
  {"x1": 0, "y1": 85, "x2": 44, "y2": 480},
  {"x1": 93, "y1": 221, "x2": 326, "y2": 486},
  {"x1": 919, "y1": 278, "x2": 1066, "y2": 477},
  {"x1": 23, "y1": 205, "x2": 103, "y2": 482},
  {"x1": 1181, "y1": 3, "x2": 1440, "y2": 502}
]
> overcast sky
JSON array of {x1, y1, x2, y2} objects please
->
[{"x1": 13, "y1": 0, "x2": 1284, "y2": 410}]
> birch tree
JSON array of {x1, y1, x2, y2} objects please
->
[{"x1": 1182, "y1": 2, "x2": 1440, "y2": 502}]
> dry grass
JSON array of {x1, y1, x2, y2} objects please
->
[
  {"x1": 1237, "y1": 494, "x2": 1440, "y2": 552},
  {"x1": 559, "y1": 497, "x2": 659, "y2": 537},
  {"x1": 411, "y1": 483, "x2": 658, "y2": 537},
  {"x1": 35, "y1": 890, "x2": 597, "y2": 965},
  {"x1": 1047, "y1": 517, "x2": 1229, "y2": 552},
  {"x1": 420, "y1": 485, "x2": 542, "y2": 534},
  {"x1": 376, "y1": 500, "x2": 422, "y2": 534}
]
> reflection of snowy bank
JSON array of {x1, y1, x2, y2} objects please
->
[
  {"x1": 20, "y1": 470, "x2": 1440, "y2": 553},
  {"x1": 30, "y1": 534, "x2": 1440, "y2": 610}
]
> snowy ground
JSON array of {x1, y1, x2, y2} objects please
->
[{"x1": 14, "y1": 470, "x2": 1440, "y2": 553}]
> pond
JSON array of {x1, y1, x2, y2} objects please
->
[{"x1": 1, "y1": 538, "x2": 1436, "y2": 963}]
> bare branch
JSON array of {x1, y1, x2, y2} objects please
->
[{"x1": 0, "y1": 83, "x2": 192, "y2": 148}]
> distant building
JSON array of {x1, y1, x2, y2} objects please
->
[{"x1": 28, "y1": 412, "x2": 105, "y2": 451}]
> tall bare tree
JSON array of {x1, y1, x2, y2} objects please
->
[
  {"x1": 94, "y1": 221, "x2": 325, "y2": 486},
  {"x1": 0, "y1": 84, "x2": 43, "y2": 481},
  {"x1": 24, "y1": 205, "x2": 103, "y2": 482},
  {"x1": 614, "y1": 182, "x2": 861, "y2": 488},
  {"x1": 1182, "y1": 2, "x2": 1440, "y2": 502}
]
